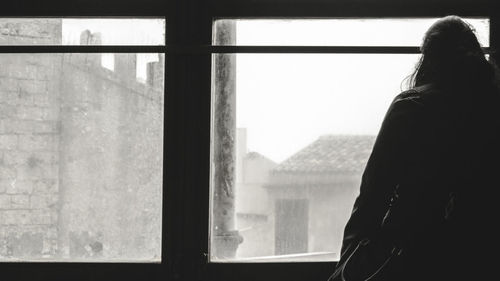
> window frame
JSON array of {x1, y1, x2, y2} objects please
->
[
  {"x1": 1, "y1": 1, "x2": 172, "y2": 280},
  {"x1": 203, "y1": 4, "x2": 500, "y2": 281},
  {"x1": 2, "y1": 1, "x2": 500, "y2": 281}
]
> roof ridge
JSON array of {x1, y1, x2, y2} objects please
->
[
  {"x1": 319, "y1": 134, "x2": 376, "y2": 139},
  {"x1": 272, "y1": 134, "x2": 376, "y2": 174}
]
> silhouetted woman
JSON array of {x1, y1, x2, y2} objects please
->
[{"x1": 329, "y1": 16, "x2": 500, "y2": 281}]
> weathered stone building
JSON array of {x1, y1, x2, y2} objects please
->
[
  {"x1": 233, "y1": 133, "x2": 375, "y2": 261},
  {"x1": 235, "y1": 128, "x2": 276, "y2": 258},
  {"x1": 0, "y1": 19, "x2": 163, "y2": 260},
  {"x1": 266, "y1": 135, "x2": 375, "y2": 260}
]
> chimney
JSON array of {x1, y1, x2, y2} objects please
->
[
  {"x1": 90, "y1": 32, "x2": 102, "y2": 45},
  {"x1": 79, "y1": 30, "x2": 92, "y2": 45},
  {"x1": 79, "y1": 30, "x2": 101, "y2": 66},
  {"x1": 114, "y1": 54, "x2": 137, "y2": 83},
  {"x1": 146, "y1": 56, "x2": 164, "y2": 88}
]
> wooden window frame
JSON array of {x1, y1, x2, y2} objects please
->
[{"x1": 2, "y1": 1, "x2": 500, "y2": 281}]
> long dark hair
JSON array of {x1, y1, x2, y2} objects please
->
[{"x1": 406, "y1": 15, "x2": 499, "y2": 92}]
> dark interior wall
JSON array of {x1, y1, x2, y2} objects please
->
[
  {"x1": 2, "y1": 0, "x2": 500, "y2": 16},
  {"x1": 0, "y1": 0, "x2": 169, "y2": 16},
  {"x1": 2, "y1": 1, "x2": 499, "y2": 281}
]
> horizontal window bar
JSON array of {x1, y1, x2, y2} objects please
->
[
  {"x1": 0, "y1": 45, "x2": 491, "y2": 54},
  {"x1": 189, "y1": 46, "x2": 495, "y2": 54},
  {"x1": 188, "y1": 46, "x2": 423, "y2": 54},
  {"x1": 0, "y1": 45, "x2": 165, "y2": 53}
]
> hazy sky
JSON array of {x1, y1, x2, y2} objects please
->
[
  {"x1": 59, "y1": 18, "x2": 490, "y2": 163},
  {"x1": 234, "y1": 18, "x2": 489, "y2": 163},
  {"x1": 61, "y1": 18, "x2": 165, "y2": 45},
  {"x1": 61, "y1": 19, "x2": 164, "y2": 81}
]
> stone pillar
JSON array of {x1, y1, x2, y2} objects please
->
[
  {"x1": 115, "y1": 54, "x2": 137, "y2": 83},
  {"x1": 212, "y1": 20, "x2": 243, "y2": 259},
  {"x1": 146, "y1": 55, "x2": 164, "y2": 89},
  {"x1": 79, "y1": 30, "x2": 92, "y2": 45},
  {"x1": 79, "y1": 30, "x2": 101, "y2": 66}
]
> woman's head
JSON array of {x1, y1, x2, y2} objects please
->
[{"x1": 408, "y1": 15, "x2": 496, "y2": 90}]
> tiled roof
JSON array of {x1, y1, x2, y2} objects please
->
[
  {"x1": 272, "y1": 135, "x2": 376, "y2": 174},
  {"x1": 245, "y1": 151, "x2": 275, "y2": 163}
]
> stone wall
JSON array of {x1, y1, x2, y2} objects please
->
[
  {"x1": 0, "y1": 18, "x2": 62, "y2": 45},
  {"x1": 58, "y1": 52, "x2": 164, "y2": 260},
  {"x1": 0, "y1": 18, "x2": 164, "y2": 261},
  {"x1": 0, "y1": 19, "x2": 63, "y2": 259}
]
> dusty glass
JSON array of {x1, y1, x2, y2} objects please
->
[
  {"x1": 211, "y1": 17, "x2": 491, "y2": 263},
  {"x1": 211, "y1": 53, "x2": 419, "y2": 262},
  {"x1": 0, "y1": 18, "x2": 165, "y2": 45},
  {"x1": 0, "y1": 53, "x2": 164, "y2": 262},
  {"x1": 0, "y1": 17, "x2": 164, "y2": 262},
  {"x1": 213, "y1": 18, "x2": 489, "y2": 47}
]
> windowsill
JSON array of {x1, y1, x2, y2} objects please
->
[{"x1": 212, "y1": 251, "x2": 337, "y2": 263}]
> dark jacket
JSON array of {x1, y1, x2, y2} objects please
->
[{"x1": 330, "y1": 84, "x2": 500, "y2": 281}]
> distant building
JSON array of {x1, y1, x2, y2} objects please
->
[
  {"x1": 235, "y1": 129, "x2": 276, "y2": 258},
  {"x1": 266, "y1": 135, "x2": 376, "y2": 259}
]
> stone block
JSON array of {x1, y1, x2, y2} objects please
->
[
  {"x1": 42, "y1": 237, "x2": 55, "y2": 256},
  {"x1": 3, "y1": 151, "x2": 26, "y2": 165},
  {"x1": 31, "y1": 209, "x2": 52, "y2": 225},
  {"x1": 1, "y1": 210, "x2": 30, "y2": 225},
  {"x1": 23, "y1": 54, "x2": 60, "y2": 68},
  {"x1": 33, "y1": 93, "x2": 50, "y2": 106},
  {"x1": 10, "y1": 194, "x2": 30, "y2": 209},
  {"x1": 0, "y1": 120, "x2": 6, "y2": 134},
  {"x1": 0, "y1": 104, "x2": 16, "y2": 118},
  {"x1": 16, "y1": 89, "x2": 35, "y2": 106},
  {"x1": 0, "y1": 166, "x2": 16, "y2": 180},
  {"x1": 33, "y1": 121, "x2": 58, "y2": 133},
  {"x1": 0, "y1": 194, "x2": 11, "y2": 209},
  {"x1": 18, "y1": 79, "x2": 48, "y2": 95},
  {"x1": 43, "y1": 106, "x2": 58, "y2": 121},
  {"x1": 4, "y1": 120, "x2": 34, "y2": 134},
  {"x1": 16, "y1": 164, "x2": 42, "y2": 180},
  {"x1": 30, "y1": 195, "x2": 52, "y2": 209},
  {"x1": 0, "y1": 179, "x2": 9, "y2": 193},
  {"x1": 0, "y1": 135, "x2": 17, "y2": 150},
  {"x1": 16, "y1": 106, "x2": 47, "y2": 121},
  {"x1": 6, "y1": 231, "x2": 44, "y2": 257},
  {"x1": 16, "y1": 164, "x2": 57, "y2": 180},
  {"x1": 0, "y1": 77, "x2": 19, "y2": 92},
  {"x1": 33, "y1": 179, "x2": 58, "y2": 194},
  {"x1": 3, "y1": 64, "x2": 38, "y2": 80},
  {"x1": 2, "y1": 91, "x2": 20, "y2": 106},
  {"x1": 6, "y1": 180, "x2": 33, "y2": 194},
  {"x1": 19, "y1": 135, "x2": 57, "y2": 151},
  {"x1": 4, "y1": 120, "x2": 57, "y2": 134},
  {"x1": 4, "y1": 151, "x2": 58, "y2": 166}
]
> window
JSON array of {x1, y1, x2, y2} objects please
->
[
  {"x1": 2, "y1": 0, "x2": 170, "y2": 278},
  {"x1": 275, "y1": 199, "x2": 309, "y2": 256},
  {"x1": 3, "y1": 1, "x2": 500, "y2": 281},
  {"x1": 0, "y1": 18, "x2": 164, "y2": 262},
  {"x1": 210, "y1": 18, "x2": 489, "y2": 264}
]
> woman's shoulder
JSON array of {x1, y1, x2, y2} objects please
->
[
  {"x1": 383, "y1": 85, "x2": 443, "y2": 125},
  {"x1": 393, "y1": 84, "x2": 444, "y2": 109}
]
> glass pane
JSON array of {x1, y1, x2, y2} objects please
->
[
  {"x1": 0, "y1": 18, "x2": 165, "y2": 45},
  {"x1": 0, "y1": 53, "x2": 164, "y2": 262},
  {"x1": 214, "y1": 18, "x2": 489, "y2": 47},
  {"x1": 211, "y1": 53, "x2": 419, "y2": 262}
]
